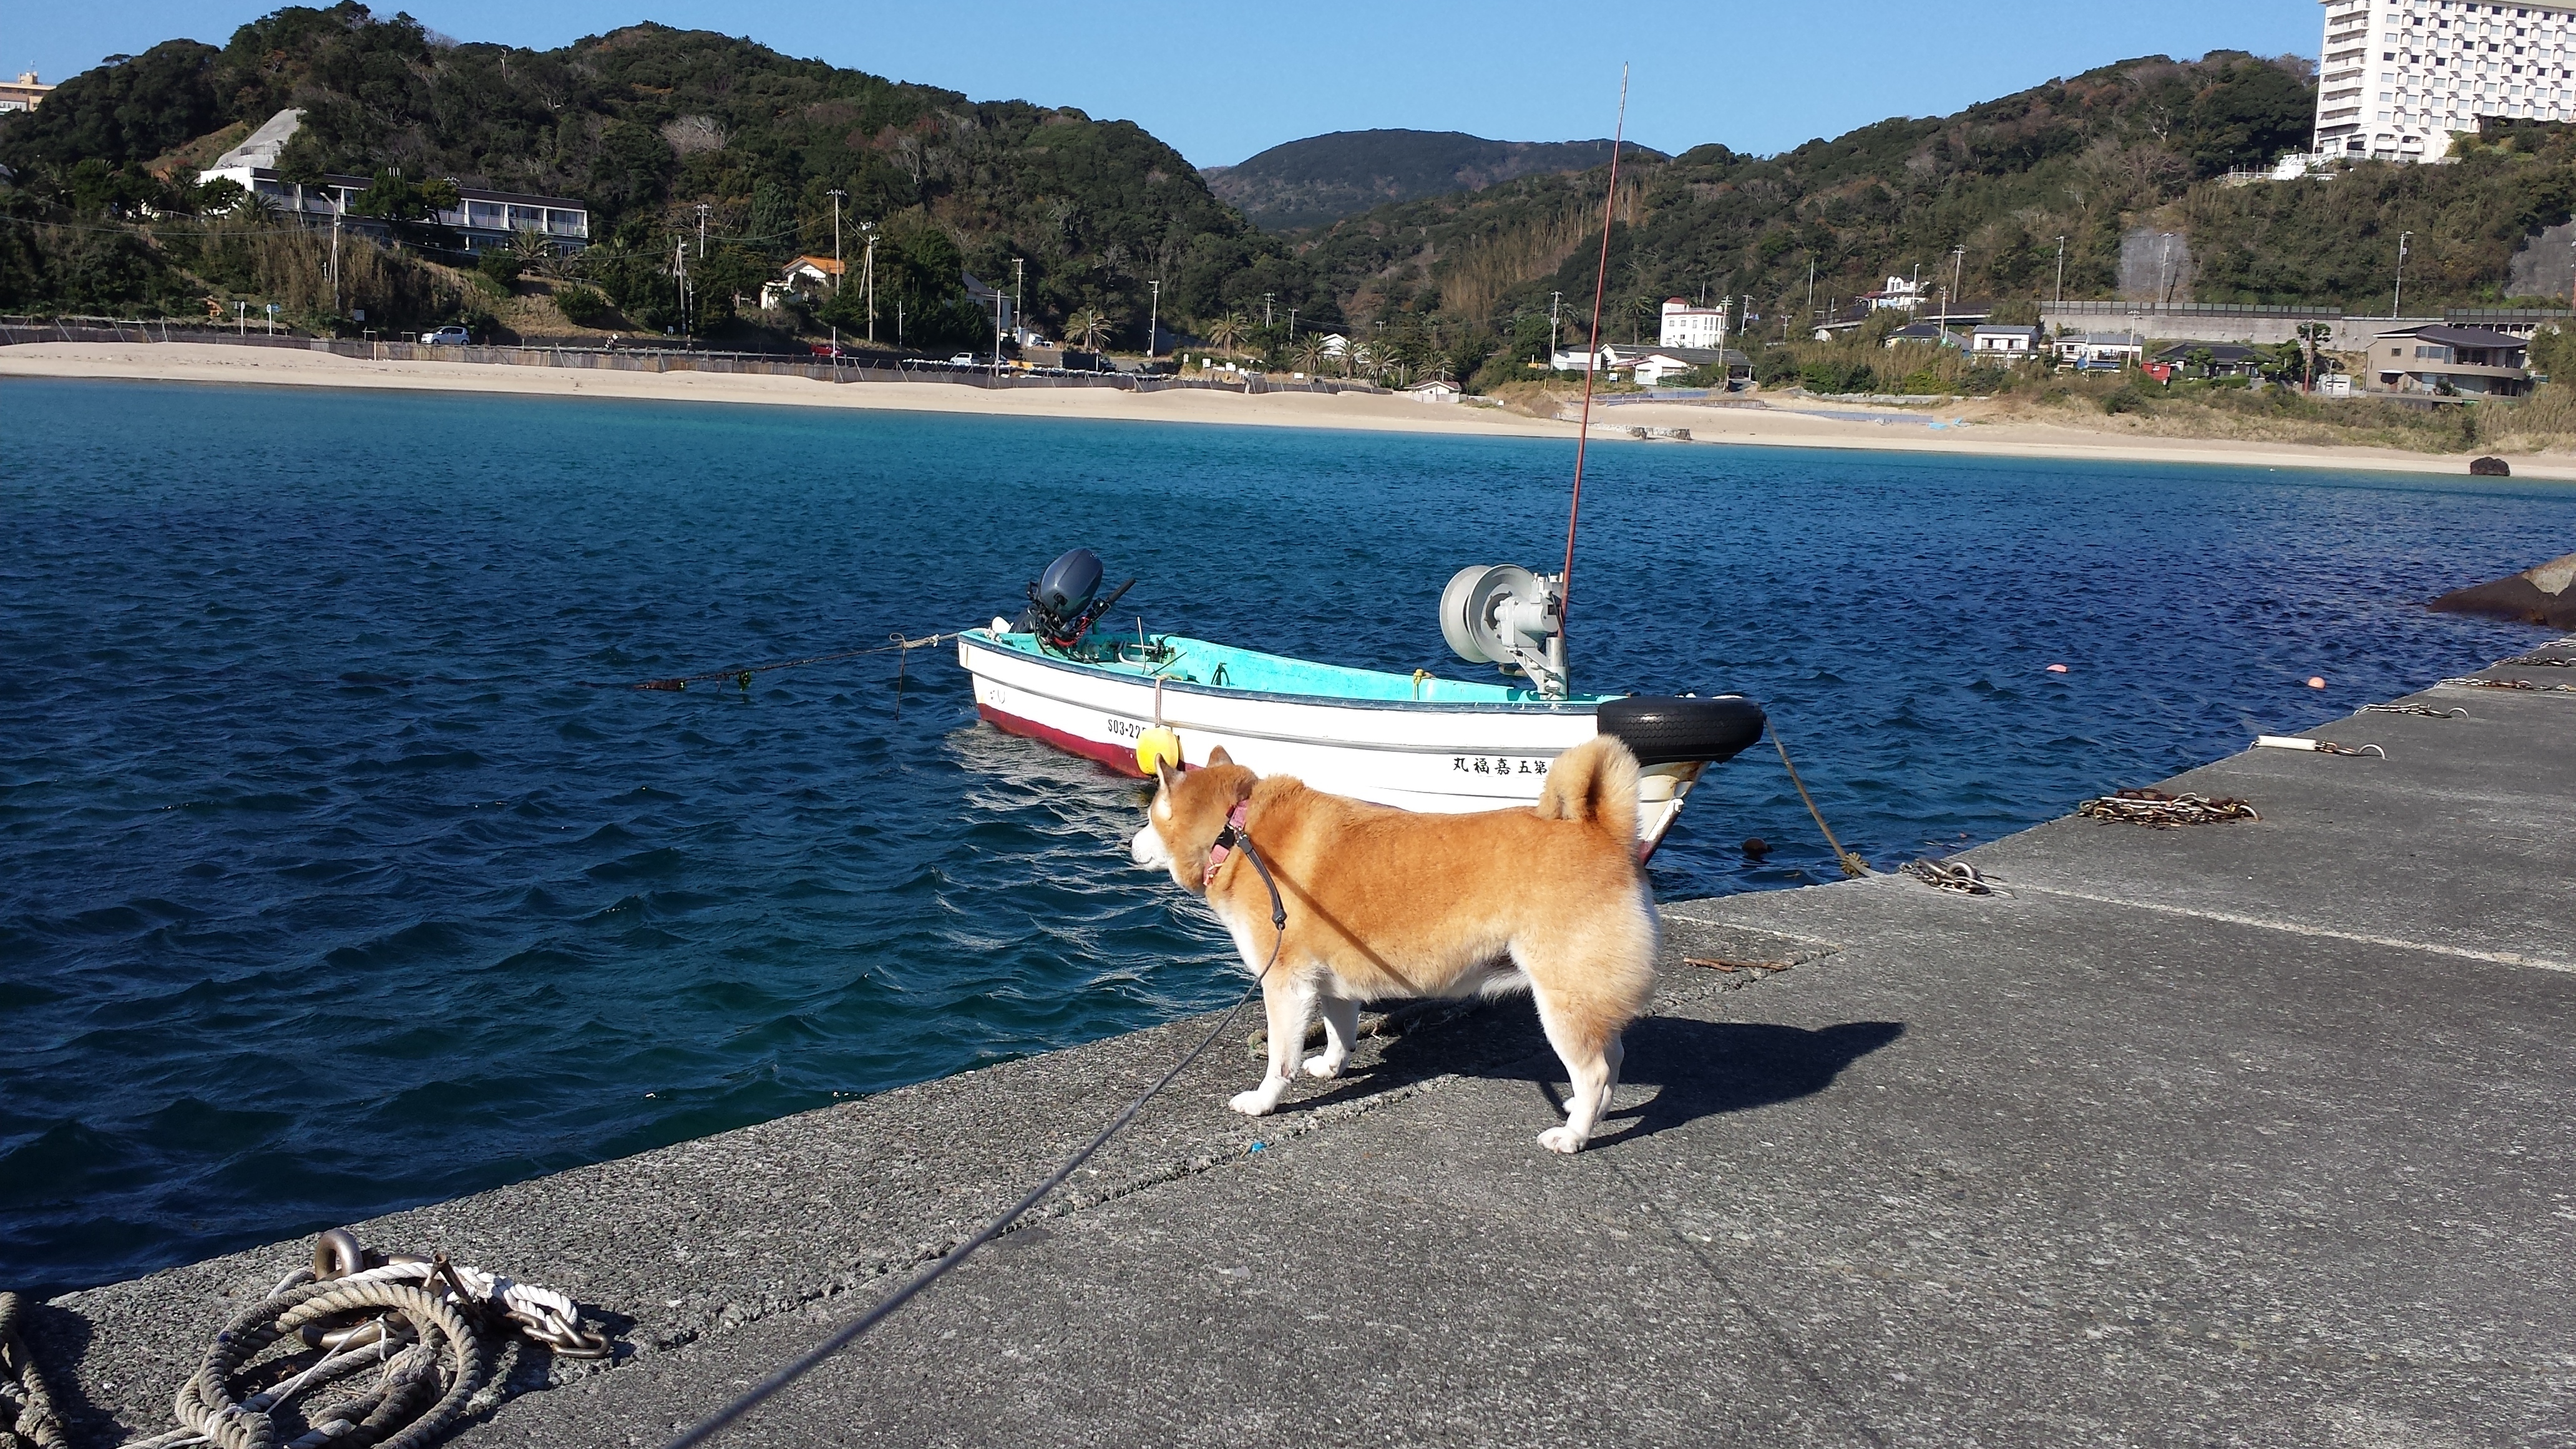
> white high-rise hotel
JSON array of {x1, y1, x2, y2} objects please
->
[{"x1": 2312, "y1": 0, "x2": 2575, "y2": 162}]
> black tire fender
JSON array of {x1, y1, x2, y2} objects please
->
[{"x1": 1595, "y1": 695, "x2": 1768, "y2": 766}]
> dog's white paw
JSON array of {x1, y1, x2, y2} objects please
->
[
  {"x1": 1300, "y1": 1054, "x2": 1344, "y2": 1079},
  {"x1": 1229, "y1": 1088, "x2": 1279, "y2": 1116},
  {"x1": 1537, "y1": 1126, "x2": 1585, "y2": 1154}
]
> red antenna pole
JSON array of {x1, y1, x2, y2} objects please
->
[{"x1": 1560, "y1": 64, "x2": 1629, "y2": 635}]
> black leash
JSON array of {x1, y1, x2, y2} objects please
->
[{"x1": 660, "y1": 812, "x2": 1289, "y2": 1449}]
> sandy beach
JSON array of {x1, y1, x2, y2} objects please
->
[{"x1": 3, "y1": 341, "x2": 2568, "y2": 481}]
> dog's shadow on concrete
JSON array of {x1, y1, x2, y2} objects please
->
[
  {"x1": 1297, "y1": 1007, "x2": 1902, "y2": 1146},
  {"x1": 1576, "y1": 1017, "x2": 1905, "y2": 1146}
]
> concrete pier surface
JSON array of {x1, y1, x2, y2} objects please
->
[{"x1": 24, "y1": 642, "x2": 2576, "y2": 1447}]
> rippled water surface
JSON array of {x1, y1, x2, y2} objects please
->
[{"x1": 2, "y1": 377, "x2": 2565, "y2": 1292}]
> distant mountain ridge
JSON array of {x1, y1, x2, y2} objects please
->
[{"x1": 1204, "y1": 129, "x2": 1667, "y2": 232}]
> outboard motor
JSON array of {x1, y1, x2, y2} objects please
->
[{"x1": 1012, "y1": 548, "x2": 1134, "y2": 650}]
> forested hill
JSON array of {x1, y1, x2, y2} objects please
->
[
  {"x1": 0, "y1": 3, "x2": 1319, "y2": 342},
  {"x1": 1204, "y1": 130, "x2": 1666, "y2": 232},
  {"x1": 1294, "y1": 51, "x2": 2576, "y2": 354}
]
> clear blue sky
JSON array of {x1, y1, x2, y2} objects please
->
[{"x1": 11, "y1": 1, "x2": 2323, "y2": 168}]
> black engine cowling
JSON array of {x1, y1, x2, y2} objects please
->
[{"x1": 1596, "y1": 695, "x2": 1767, "y2": 766}]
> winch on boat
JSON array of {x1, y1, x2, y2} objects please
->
[{"x1": 956, "y1": 549, "x2": 1764, "y2": 856}]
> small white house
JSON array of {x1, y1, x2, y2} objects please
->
[
  {"x1": 760, "y1": 255, "x2": 844, "y2": 311},
  {"x1": 1970, "y1": 324, "x2": 2041, "y2": 355},
  {"x1": 1865, "y1": 275, "x2": 1930, "y2": 312},
  {"x1": 1403, "y1": 379, "x2": 1462, "y2": 404},
  {"x1": 2052, "y1": 332, "x2": 2145, "y2": 367}
]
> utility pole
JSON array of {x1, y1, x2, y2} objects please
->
[
  {"x1": 859, "y1": 221, "x2": 876, "y2": 345},
  {"x1": 1949, "y1": 246, "x2": 1966, "y2": 339},
  {"x1": 1548, "y1": 290, "x2": 1563, "y2": 361},
  {"x1": 1262, "y1": 292, "x2": 1274, "y2": 326},
  {"x1": 1011, "y1": 257, "x2": 1023, "y2": 344},
  {"x1": 1805, "y1": 258, "x2": 1816, "y2": 323},
  {"x1": 330, "y1": 205, "x2": 342, "y2": 316},
  {"x1": 826, "y1": 189, "x2": 846, "y2": 292},
  {"x1": 696, "y1": 202, "x2": 710, "y2": 260},
  {"x1": 1287, "y1": 307, "x2": 1297, "y2": 338},
  {"x1": 2393, "y1": 230, "x2": 2412, "y2": 318},
  {"x1": 675, "y1": 238, "x2": 688, "y2": 334},
  {"x1": 1146, "y1": 279, "x2": 1161, "y2": 359},
  {"x1": 2155, "y1": 233, "x2": 2175, "y2": 306},
  {"x1": 2054, "y1": 235, "x2": 2066, "y2": 308}
]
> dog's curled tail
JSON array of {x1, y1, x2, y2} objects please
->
[{"x1": 1537, "y1": 735, "x2": 1641, "y2": 844}]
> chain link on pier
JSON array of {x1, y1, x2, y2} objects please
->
[{"x1": 2077, "y1": 789, "x2": 2260, "y2": 827}]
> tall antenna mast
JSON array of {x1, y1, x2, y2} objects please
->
[{"x1": 1559, "y1": 64, "x2": 1629, "y2": 640}]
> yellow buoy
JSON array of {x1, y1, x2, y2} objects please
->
[{"x1": 1136, "y1": 726, "x2": 1183, "y2": 776}]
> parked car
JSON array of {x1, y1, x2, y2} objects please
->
[
  {"x1": 422, "y1": 326, "x2": 471, "y2": 347},
  {"x1": 947, "y1": 353, "x2": 978, "y2": 366}
]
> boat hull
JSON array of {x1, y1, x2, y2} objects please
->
[{"x1": 957, "y1": 631, "x2": 1710, "y2": 852}]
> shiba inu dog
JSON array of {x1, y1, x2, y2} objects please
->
[{"x1": 1130, "y1": 736, "x2": 1657, "y2": 1153}]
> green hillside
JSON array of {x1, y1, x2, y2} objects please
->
[
  {"x1": 1297, "y1": 54, "x2": 2321, "y2": 337},
  {"x1": 1204, "y1": 130, "x2": 1664, "y2": 232},
  {"x1": 0, "y1": 3, "x2": 1322, "y2": 343}
]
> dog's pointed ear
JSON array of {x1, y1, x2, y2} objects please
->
[
  {"x1": 1153, "y1": 756, "x2": 1181, "y2": 797},
  {"x1": 1207, "y1": 746, "x2": 1233, "y2": 768}
]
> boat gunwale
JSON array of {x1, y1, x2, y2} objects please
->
[{"x1": 959, "y1": 628, "x2": 1616, "y2": 717}]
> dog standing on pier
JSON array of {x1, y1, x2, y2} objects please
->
[{"x1": 1130, "y1": 736, "x2": 1657, "y2": 1153}]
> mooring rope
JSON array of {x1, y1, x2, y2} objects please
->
[
  {"x1": 1771, "y1": 728, "x2": 1870, "y2": 878},
  {"x1": 0, "y1": 1292, "x2": 70, "y2": 1449},
  {"x1": 0, "y1": 1238, "x2": 608, "y2": 1449},
  {"x1": 591, "y1": 632, "x2": 954, "y2": 693}
]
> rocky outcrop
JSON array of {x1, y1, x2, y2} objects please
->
[{"x1": 2430, "y1": 551, "x2": 2576, "y2": 628}]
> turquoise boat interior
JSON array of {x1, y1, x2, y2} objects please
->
[{"x1": 975, "y1": 629, "x2": 1614, "y2": 707}]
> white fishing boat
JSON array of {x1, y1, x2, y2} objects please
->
[
  {"x1": 955, "y1": 551, "x2": 1764, "y2": 856},
  {"x1": 955, "y1": 79, "x2": 1760, "y2": 857}
]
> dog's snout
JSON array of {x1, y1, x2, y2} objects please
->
[{"x1": 1131, "y1": 822, "x2": 1173, "y2": 869}]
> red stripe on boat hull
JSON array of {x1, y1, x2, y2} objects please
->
[{"x1": 977, "y1": 703, "x2": 1145, "y2": 776}]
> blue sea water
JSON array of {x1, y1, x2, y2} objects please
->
[{"x1": 1, "y1": 376, "x2": 2564, "y2": 1294}]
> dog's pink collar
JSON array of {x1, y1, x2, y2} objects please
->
[{"x1": 1203, "y1": 801, "x2": 1251, "y2": 886}]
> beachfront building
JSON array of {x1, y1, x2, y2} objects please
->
[
  {"x1": 2054, "y1": 333, "x2": 2147, "y2": 368},
  {"x1": 1970, "y1": 324, "x2": 2042, "y2": 354},
  {"x1": 1884, "y1": 321, "x2": 1966, "y2": 349},
  {"x1": 198, "y1": 110, "x2": 590, "y2": 252},
  {"x1": 1658, "y1": 298, "x2": 1727, "y2": 349},
  {"x1": 0, "y1": 71, "x2": 52, "y2": 113},
  {"x1": 1582, "y1": 343, "x2": 1750, "y2": 386},
  {"x1": 2152, "y1": 341, "x2": 2268, "y2": 377},
  {"x1": 2313, "y1": 0, "x2": 2576, "y2": 163},
  {"x1": 2366, "y1": 323, "x2": 2532, "y2": 394},
  {"x1": 1403, "y1": 379, "x2": 1463, "y2": 403}
]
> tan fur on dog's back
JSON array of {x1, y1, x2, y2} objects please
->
[{"x1": 1139, "y1": 734, "x2": 1658, "y2": 1151}]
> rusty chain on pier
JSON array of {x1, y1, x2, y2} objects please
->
[{"x1": 2077, "y1": 789, "x2": 2260, "y2": 827}]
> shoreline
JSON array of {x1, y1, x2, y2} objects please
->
[{"x1": 4, "y1": 340, "x2": 2571, "y2": 480}]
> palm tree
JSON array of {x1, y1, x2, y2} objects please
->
[
  {"x1": 1065, "y1": 305, "x2": 1112, "y2": 351},
  {"x1": 1290, "y1": 335, "x2": 1329, "y2": 374},
  {"x1": 1203, "y1": 312, "x2": 1247, "y2": 354}
]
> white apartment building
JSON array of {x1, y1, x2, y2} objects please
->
[
  {"x1": 2313, "y1": 0, "x2": 2576, "y2": 162},
  {"x1": 1658, "y1": 297, "x2": 1726, "y2": 349}
]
